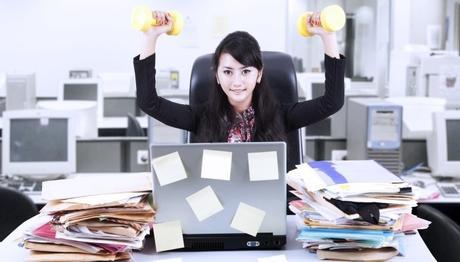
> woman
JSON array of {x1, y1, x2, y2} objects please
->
[{"x1": 134, "y1": 11, "x2": 345, "y2": 145}]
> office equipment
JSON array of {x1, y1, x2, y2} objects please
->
[
  {"x1": 0, "y1": 186, "x2": 37, "y2": 241},
  {"x1": 156, "y1": 69, "x2": 180, "y2": 89},
  {"x1": 69, "y1": 69, "x2": 92, "y2": 79},
  {"x1": 104, "y1": 97, "x2": 139, "y2": 117},
  {"x1": 98, "y1": 72, "x2": 135, "y2": 97},
  {"x1": 421, "y1": 55, "x2": 460, "y2": 109},
  {"x1": 150, "y1": 142, "x2": 286, "y2": 250},
  {"x1": 37, "y1": 100, "x2": 98, "y2": 138},
  {"x1": 296, "y1": 72, "x2": 352, "y2": 137},
  {"x1": 386, "y1": 97, "x2": 446, "y2": 139},
  {"x1": 427, "y1": 110, "x2": 460, "y2": 178},
  {"x1": 436, "y1": 182, "x2": 460, "y2": 198},
  {"x1": 5, "y1": 73, "x2": 36, "y2": 111},
  {"x1": 388, "y1": 47, "x2": 458, "y2": 97},
  {"x1": 2, "y1": 109, "x2": 76, "y2": 181},
  {"x1": 59, "y1": 78, "x2": 103, "y2": 121},
  {"x1": 189, "y1": 51, "x2": 302, "y2": 172},
  {"x1": 347, "y1": 98, "x2": 403, "y2": 175},
  {"x1": 417, "y1": 204, "x2": 460, "y2": 262}
]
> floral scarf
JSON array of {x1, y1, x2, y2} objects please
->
[{"x1": 227, "y1": 106, "x2": 255, "y2": 143}]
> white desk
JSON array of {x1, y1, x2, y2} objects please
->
[{"x1": 0, "y1": 216, "x2": 435, "y2": 261}]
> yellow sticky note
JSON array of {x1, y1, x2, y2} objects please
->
[
  {"x1": 248, "y1": 151, "x2": 279, "y2": 181},
  {"x1": 186, "y1": 186, "x2": 224, "y2": 221},
  {"x1": 257, "y1": 255, "x2": 289, "y2": 262},
  {"x1": 201, "y1": 149, "x2": 232, "y2": 180},
  {"x1": 230, "y1": 202, "x2": 265, "y2": 237},
  {"x1": 152, "y1": 152, "x2": 187, "y2": 186},
  {"x1": 153, "y1": 220, "x2": 184, "y2": 252}
]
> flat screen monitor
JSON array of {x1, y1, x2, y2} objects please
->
[
  {"x1": 427, "y1": 111, "x2": 460, "y2": 178},
  {"x1": 98, "y1": 72, "x2": 135, "y2": 97},
  {"x1": 2, "y1": 109, "x2": 76, "y2": 179},
  {"x1": 5, "y1": 73, "x2": 36, "y2": 111},
  {"x1": 59, "y1": 78, "x2": 103, "y2": 121}
]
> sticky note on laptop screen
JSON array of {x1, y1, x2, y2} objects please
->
[
  {"x1": 248, "y1": 151, "x2": 279, "y2": 181},
  {"x1": 153, "y1": 220, "x2": 184, "y2": 252},
  {"x1": 152, "y1": 152, "x2": 187, "y2": 186},
  {"x1": 201, "y1": 149, "x2": 232, "y2": 180},
  {"x1": 230, "y1": 202, "x2": 266, "y2": 237},
  {"x1": 186, "y1": 185, "x2": 224, "y2": 221}
]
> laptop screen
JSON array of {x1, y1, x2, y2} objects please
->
[{"x1": 150, "y1": 142, "x2": 287, "y2": 236}]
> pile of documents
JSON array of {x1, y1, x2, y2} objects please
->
[
  {"x1": 287, "y1": 160, "x2": 430, "y2": 261},
  {"x1": 19, "y1": 173, "x2": 155, "y2": 261}
]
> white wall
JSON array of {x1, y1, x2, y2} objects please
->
[
  {"x1": 0, "y1": 0, "x2": 287, "y2": 97},
  {"x1": 409, "y1": 0, "x2": 445, "y2": 46}
]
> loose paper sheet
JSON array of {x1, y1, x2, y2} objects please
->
[
  {"x1": 295, "y1": 163, "x2": 327, "y2": 191},
  {"x1": 230, "y1": 202, "x2": 265, "y2": 237},
  {"x1": 186, "y1": 186, "x2": 224, "y2": 221},
  {"x1": 201, "y1": 149, "x2": 232, "y2": 180},
  {"x1": 248, "y1": 151, "x2": 279, "y2": 181},
  {"x1": 153, "y1": 220, "x2": 184, "y2": 252},
  {"x1": 152, "y1": 152, "x2": 187, "y2": 186}
]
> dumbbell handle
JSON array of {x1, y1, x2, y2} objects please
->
[{"x1": 298, "y1": 5, "x2": 345, "y2": 37}]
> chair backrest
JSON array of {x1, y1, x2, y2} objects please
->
[
  {"x1": 188, "y1": 51, "x2": 303, "y2": 172},
  {"x1": 0, "y1": 186, "x2": 37, "y2": 241},
  {"x1": 417, "y1": 204, "x2": 460, "y2": 262},
  {"x1": 126, "y1": 113, "x2": 145, "y2": 137}
]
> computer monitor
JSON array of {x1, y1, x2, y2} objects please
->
[
  {"x1": 296, "y1": 72, "x2": 352, "y2": 138},
  {"x1": 2, "y1": 109, "x2": 76, "y2": 179},
  {"x1": 98, "y1": 72, "x2": 135, "y2": 97},
  {"x1": 5, "y1": 73, "x2": 36, "y2": 111},
  {"x1": 427, "y1": 110, "x2": 460, "y2": 178},
  {"x1": 59, "y1": 78, "x2": 103, "y2": 121},
  {"x1": 36, "y1": 100, "x2": 98, "y2": 138}
]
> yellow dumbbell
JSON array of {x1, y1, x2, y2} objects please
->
[
  {"x1": 131, "y1": 5, "x2": 184, "y2": 35},
  {"x1": 297, "y1": 5, "x2": 345, "y2": 37}
]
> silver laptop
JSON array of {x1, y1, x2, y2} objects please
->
[{"x1": 150, "y1": 142, "x2": 287, "y2": 250}]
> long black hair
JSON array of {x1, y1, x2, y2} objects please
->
[{"x1": 194, "y1": 31, "x2": 286, "y2": 142}]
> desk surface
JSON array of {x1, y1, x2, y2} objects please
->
[
  {"x1": 404, "y1": 172, "x2": 460, "y2": 203},
  {"x1": 0, "y1": 216, "x2": 435, "y2": 261}
]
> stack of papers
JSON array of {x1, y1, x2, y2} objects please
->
[
  {"x1": 287, "y1": 160, "x2": 431, "y2": 261},
  {"x1": 19, "y1": 173, "x2": 155, "y2": 261}
]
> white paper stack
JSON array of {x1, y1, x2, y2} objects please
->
[
  {"x1": 286, "y1": 160, "x2": 430, "y2": 261},
  {"x1": 20, "y1": 173, "x2": 155, "y2": 261}
]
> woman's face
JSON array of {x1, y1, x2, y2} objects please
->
[{"x1": 216, "y1": 53, "x2": 262, "y2": 112}]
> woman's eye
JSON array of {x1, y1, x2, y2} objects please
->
[
  {"x1": 223, "y1": 70, "x2": 232, "y2": 75},
  {"x1": 242, "y1": 69, "x2": 251, "y2": 75}
]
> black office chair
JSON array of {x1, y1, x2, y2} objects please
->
[
  {"x1": 416, "y1": 204, "x2": 460, "y2": 262},
  {"x1": 126, "y1": 113, "x2": 145, "y2": 136},
  {"x1": 0, "y1": 186, "x2": 38, "y2": 241},
  {"x1": 188, "y1": 51, "x2": 303, "y2": 172}
]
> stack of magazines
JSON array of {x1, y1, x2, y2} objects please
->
[
  {"x1": 287, "y1": 160, "x2": 430, "y2": 261},
  {"x1": 20, "y1": 173, "x2": 154, "y2": 261}
]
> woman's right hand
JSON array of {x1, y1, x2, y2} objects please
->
[{"x1": 144, "y1": 11, "x2": 173, "y2": 39}]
